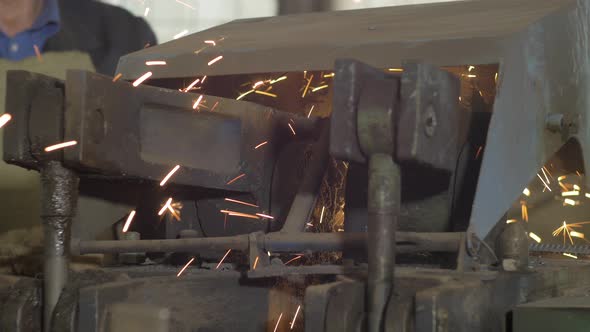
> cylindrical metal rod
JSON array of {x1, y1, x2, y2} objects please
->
[
  {"x1": 40, "y1": 161, "x2": 78, "y2": 332},
  {"x1": 367, "y1": 154, "x2": 399, "y2": 332},
  {"x1": 73, "y1": 232, "x2": 462, "y2": 255}
]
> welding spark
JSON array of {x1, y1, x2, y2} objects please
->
[
  {"x1": 290, "y1": 305, "x2": 301, "y2": 330},
  {"x1": 237, "y1": 90, "x2": 254, "y2": 100},
  {"x1": 574, "y1": 184, "x2": 581, "y2": 191},
  {"x1": 468, "y1": 65, "x2": 475, "y2": 72},
  {"x1": 529, "y1": 232, "x2": 542, "y2": 243},
  {"x1": 252, "y1": 81, "x2": 264, "y2": 89},
  {"x1": 586, "y1": 193, "x2": 590, "y2": 199},
  {"x1": 306, "y1": 222, "x2": 314, "y2": 227},
  {"x1": 0, "y1": 114, "x2": 11, "y2": 129},
  {"x1": 523, "y1": 188, "x2": 531, "y2": 196},
  {"x1": 122, "y1": 210, "x2": 136, "y2": 233},
  {"x1": 537, "y1": 173, "x2": 552, "y2": 192},
  {"x1": 146, "y1": 60, "x2": 166, "y2": 66},
  {"x1": 220, "y1": 210, "x2": 260, "y2": 220},
  {"x1": 307, "y1": 105, "x2": 315, "y2": 118},
  {"x1": 521, "y1": 202, "x2": 528, "y2": 222},
  {"x1": 506, "y1": 219, "x2": 518, "y2": 224},
  {"x1": 253, "y1": 256, "x2": 259, "y2": 270},
  {"x1": 302, "y1": 74, "x2": 314, "y2": 98},
  {"x1": 284, "y1": 255, "x2": 302, "y2": 265},
  {"x1": 494, "y1": 72, "x2": 498, "y2": 82},
  {"x1": 475, "y1": 146, "x2": 483, "y2": 159},
  {"x1": 466, "y1": 74, "x2": 477, "y2": 78},
  {"x1": 193, "y1": 95, "x2": 204, "y2": 109},
  {"x1": 226, "y1": 173, "x2": 245, "y2": 185},
  {"x1": 44, "y1": 140, "x2": 77, "y2": 152},
  {"x1": 311, "y1": 85, "x2": 329, "y2": 93},
  {"x1": 216, "y1": 249, "x2": 232, "y2": 269},
  {"x1": 323, "y1": 73, "x2": 335, "y2": 78},
  {"x1": 270, "y1": 76, "x2": 287, "y2": 84},
  {"x1": 571, "y1": 230, "x2": 585, "y2": 240},
  {"x1": 564, "y1": 198, "x2": 579, "y2": 206},
  {"x1": 255, "y1": 91, "x2": 277, "y2": 98},
  {"x1": 208, "y1": 55, "x2": 223, "y2": 66},
  {"x1": 144, "y1": 7, "x2": 150, "y2": 16},
  {"x1": 273, "y1": 313, "x2": 283, "y2": 332},
  {"x1": 288, "y1": 123, "x2": 296, "y2": 136},
  {"x1": 562, "y1": 191, "x2": 580, "y2": 197},
  {"x1": 173, "y1": 29, "x2": 189, "y2": 39},
  {"x1": 224, "y1": 198, "x2": 258, "y2": 208},
  {"x1": 184, "y1": 78, "x2": 200, "y2": 92},
  {"x1": 112, "y1": 73, "x2": 123, "y2": 82},
  {"x1": 319, "y1": 206, "x2": 326, "y2": 224},
  {"x1": 33, "y1": 44, "x2": 42, "y2": 62},
  {"x1": 551, "y1": 221, "x2": 590, "y2": 244},
  {"x1": 177, "y1": 257, "x2": 195, "y2": 277},
  {"x1": 256, "y1": 213, "x2": 274, "y2": 219},
  {"x1": 563, "y1": 253, "x2": 578, "y2": 259},
  {"x1": 558, "y1": 175, "x2": 567, "y2": 181},
  {"x1": 158, "y1": 198, "x2": 173, "y2": 216},
  {"x1": 388, "y1": 68, "x2": 403, "y2": 72},
  {"x1": 133, "y1": 71, "x2": 152, "y2": 87},
  {"x1": 255, "y1": 141, "x2": 268, "y2": 149},
  {"x1": 175, "y1": 0, "x2": 196, "y2": 10},
  {"x1": 541, "y1": 167, "x2": 551, "y2": 184},
  {"x1": 160, "y1": 165, "x2": 180, "y2": 186},
  {"x1": 204, "y1": 40, "x2": 216, "y2": 46},
  {"x1": 211, "y1": 101, "x2": 219, "y2": 111}
]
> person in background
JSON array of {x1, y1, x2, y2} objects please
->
[{"x1": 0, "y1": 0, "x2": 156, "y2": 269}]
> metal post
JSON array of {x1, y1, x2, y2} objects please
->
[
  {"x1": 367, "y1": 154, "x2": 399, "y2": 332},
  {"x1": 40, "y1": 161, "x2": 78, "y2": 331}
]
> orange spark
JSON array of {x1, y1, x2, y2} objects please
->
[
  {"x1": 253, "y1": 256, "x2": 260, "y2": 270},
  {"x1": 284, "y1": 255, "x2": 302, "y2": 265},
  {"x1": 112, "y1": 73, "x2": 123, "y2": 82},
  {"x1": 311, "y1": 85, "x2": 329, "y2": 93},
  {"x1": 122, "y1": 210, "x2": 136, "y2": 233},
  {"x1": 237, "y1": 90, "x2": 254, "y2": 100},
  {"x1": 208, "y1": 55, "x2": 223, "y2": 66},
  {"x1": 529, "y1": 232, "x2": 541, "y2": 243},
  {"x1": 175, "y1": 0, "x2": 196, "y2": 10},
  {"x1": 146, "y1": 60, "x2": 167, "y2": 66},
  {"x1": 204, "y1": 40, "x2": 216, "y2": 46},
  {"x1": 226, "y1": 173, "x2": 245, "y2": 185},
  {"x1": 255, "y1": 91, "x2": 277, "y2": 98},
  {"x1": 255, "y1": 141, "x2": 268, "y2": 149},
  {"x1": 256, "y1": 213, "x2": 274, "y2": 219},
  {"x1": 475, "y1": 146, "x2": 483, "y2": 159},
  {"x1": 220, "y1": 210, "x2": 260, "y2": 220},
  {"x1": 158, "y1": 198, "x2": 173, "y2": 216},
  {"x1": 323, "y1": 73, "x2": 335, "y2": 78},
  {"x1": 224, "y1": 198, "x2": 259, "y2": 208},
  {"x1": 302, "y1": 74, "x2": 314, "y2": 98},
  {"x1": 307, "y1": 105, "x2": 315, "y2": 118},
  {"x1": 177, "y1": 257, "x2": 195, "y2": 277},
  {"x1": 184, "y1": 78, "x2": 200, "y2": 92},
  {"x1": 273, "y1": 313, "x2": 283, "y2": 332},
  {"x1": 290, "y1": 306, "x2": 301, "y2": 330},
  {"x1": 133, "y1": 72, "x2": 152, "y2": 87},
  {"x1": 0, "y1": 114, "x2": 11, "y2": 128},
  {"x1": 521, "y1": 202, "x2": 528, "y2": 222},
  {"x1": 33, "y1": 44, "x2": 42, "y2": 62},
  {"x1": 44, "y1": 140, "x2": 77, "y2": 152},
  {"x1": 536, "y1": 174, "x2": 552, "y2": 191},
  {"x1": 388, "y1": 68, "x2": 403, "y2": 72},
  {"x1": 216, "y1": 249, "x2": 232, "y2": 269},
  {"x1": 506, "y1": 219, "x2": 518, "y2": 224},
  {"x1": 193, "y1": 95, "x2": 204, "y2": 109},
  {"x1": 160, "y1": 165, "x2": 181, "y2": 186},
  {"x1": 288, "y1": 123, "x2": 296, "y2": 136}
]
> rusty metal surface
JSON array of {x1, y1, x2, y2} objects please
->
[
  {"x1": 397, "y1": 62, "x2": 460, "y2": 170},
  {"x1": 116, "y1": 0, "x2": 573, "y2": 79}
]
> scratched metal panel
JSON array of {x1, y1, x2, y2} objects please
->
[
  {"x1": 469, "y1": 1, "x2": 590, "y2": 238},
  {"x1": 116, "y1": 0, "x2": 573, "y2": 79}
]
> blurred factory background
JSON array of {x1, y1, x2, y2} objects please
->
[{"x1": 101, "y1": 0, "x2": 459, "y2": 43}]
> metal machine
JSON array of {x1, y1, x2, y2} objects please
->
[{"x1": 3, "y1": 0, "x2": 590, "y2": 331}]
